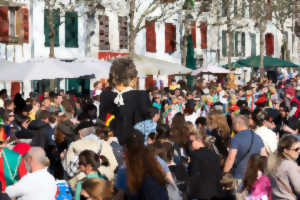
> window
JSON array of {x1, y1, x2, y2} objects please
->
[
  {"x1": 16, "y1": 8, "x2": 29, "y2": 43},
  {"x1": 265, "y1": 33, "x2": 274, "y2": 56},
  {"x1": 191, "y1": 21, "x2": 196, "y2": 48},
  {"x1": 165, "y1": 23, "x2": 176, "y2": 53},
  {"x1": 241, "y1": 32, "x2": 245, "y2": 56},
  {"x1": 44, "y1": 9, "x2": 60, "y2": 47},
  {"x1": 0, "y1": 6, "x2": 9, "y2": 42},
  {"x1": 65, "y1": 12, "x2": 78, "y2": 48},
  {"x1": 99, "y1": 15, "x2": 110, "y2": 50},
  {"x1": 250, "y1": 33, "x2": 256, "y2": 56},
  {"x1": 146, "y1": 20, "x2": 156, "y2": 52},
  {"x1": 200, "y1": 21, "x2": 207, "y2": 49},
  {"x1": 118, "y1": 16, "x2": 128, "y2": 49},
  {"x1": 222, "y1": 30, "x2": 227, "y2": 56},
  {"x1": 234, "y1": 32, "x2": 239, "y2": 56}
]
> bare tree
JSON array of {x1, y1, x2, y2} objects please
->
[
  {"x1": 248, "y1": 0, "x2": 272, "y2": 79},
  {"x1": 126, "y1": 0, "x2": 185, "y2": 57},
  {"x1": 272, "y1": 0, "x2": 296, "y2": 60},
  {"x1": 209, "y1": 0, "x2": 248, "y2": 70}
]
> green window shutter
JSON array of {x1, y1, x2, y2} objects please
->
[
  {"x1": 234, "y1": 32, "x2": 239, "y2": 56},
  {"x1": 241, "y1": 32, "x2": 245, "y2": 56},
  {"x1": 65, "y1": 12, "x2": 78, "y2": 48},
  {"x1": 44, "y1": 9, "x2": 50, "y2": 46},
  {"x1": 230, "y1": 32, "x2": 234, "y2": 56},
  {"x1": 250, "y1": 33, "x2": 256, "y2": 56},
  {"x1": 222, "y1": 30, "x2": 227, "y2": 56},
  {"x1": 44, "y1": 9, "x2": 60, "y2": 47}
]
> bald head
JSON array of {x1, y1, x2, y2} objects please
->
[{"x1": 27, "y1": 147, "x2": 50, "y2": 167}]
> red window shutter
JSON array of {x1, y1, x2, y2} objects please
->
[
  {"x1": 21, "y1": 8, "x2": 29, "y2": 43},
  {"x1": 146, "y1": 20, "x2": 156, "y2": 52},
  {"x1": 11, "y1": 82, "x2": 20, "y2": 99},
  {"x1": 200, "y1": 21, "x2": 207, "y2": 49},
  {"x1": 265, "y1": 33, "x2": 274, "y2": 56},
  {"x1": 145, "y1": 75, "x2": 154, "y2": 90},
  {"x1": 191, "y1": 21, "x2": 196, "y2": 48},
  {"x1": 0, "y1": 7, "x2": 9, "y2": 42},
  {"x1": 165, "y1": 23, "x2": 176, "y2": 53}
]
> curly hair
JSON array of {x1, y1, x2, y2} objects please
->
[{"x1": 108, "y1": 58, "x2": 138, "y2": 87}]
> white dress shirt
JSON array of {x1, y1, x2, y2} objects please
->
[{"x1": 6, "y1": 168, "x2": 57, "y2": 200}]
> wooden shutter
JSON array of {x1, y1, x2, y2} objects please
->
[
  {"x1": 222, "y1": 30, "x2": 227, "y2": 56},
  {"x1": 146, "y1": 20, "x2": 156, "y2": 52},
  {"x1": 44, "y1": 9, "x2": 60, "y2": 47},
  {"x1": 145, "y1": 75, "x2": 154, "y2": 90},
  {"x1": 0, "y1": 6, "x2": 9, "y2": 42},
  {"x1": 99, "y1": 15, "x2": 110, "y2": 50},
  {"x1": 118, "y1": 16, "x2": 128, "y2": 49},
  {"x1": 200, "y1": 21, "x2": 207, "y2": 49},
  {"x1": 191, "y1": 21, "x2": 196, "y2": 48},
  {"x1": 16, "y1": 8, "x2": 29, "y2": 43},
  {"x1": 65, "y1": 12, "x2": 78, "y2": 48},
  {"x1": 265, "y1": 33, "x2": 274, "y2": 56},
  {"x1": 241, "y1": 32, "x2": 245, "y2": 56},
  {"x1": 165, "y1": 23, "x2": 176, "y2": 53},
  {"x1": 234, "y1": 32, "x2": 239, "y2": 56}
]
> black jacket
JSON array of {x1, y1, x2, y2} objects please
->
[
  {"x1": 99, "y1": 89, "x2": 152, "y2": 145},
  {"x1": 188, "y1": 147, "x2": 222, "y2": 200},
  {"x1": 29, "y1": 120, "x2": 54, "y2": 149}
]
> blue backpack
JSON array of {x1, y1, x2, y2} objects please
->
[{"x1": 56, "y1": 180, "x2": 73, "y2": 200}]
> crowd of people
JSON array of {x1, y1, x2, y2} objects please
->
[{"x1": 0, "y1": 58, "x2": 299, "y2": 200}]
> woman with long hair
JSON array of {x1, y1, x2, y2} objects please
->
[
  {"x1": 75, "y1": 150, "x2": 107, "y2": 200},
  {"x1": 123, "y1": 130, "x2": 168, "y2": 199},
  {"x1": 81, "y1": 178, "x2": 113, "y2": 200},
  {"x1": 243, "y1": 154, "x2": 271, "y2": 199},
  {"x1": 206, "y1": 110, "x2": 230, "y2": 159},
  {"x1": 267, "y1": 135, "x2": 300, "y2": 200}
]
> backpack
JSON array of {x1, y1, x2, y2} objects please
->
[{"x1": 56, "y1": 180, "x2": 73, "y2": 200}]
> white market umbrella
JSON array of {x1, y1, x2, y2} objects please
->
[
  {"x1": 0, "y1": 58, "x2": 79, "y2": 81},
  {"x1": 70, "y1": 57, "x2": 111, "y2": 79},
  {"x1": 191, "y1": 63, "x2": 230, "y2": 76},
  {"x1": 132, "y1": 55, "x2": 192, "y2": 76}
]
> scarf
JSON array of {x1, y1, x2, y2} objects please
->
[{"x1": 112, "y1": 87, "x2": 133, "y2": 106}]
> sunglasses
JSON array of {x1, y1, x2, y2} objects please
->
[{"x1": 291, "y1": 147, "x2": 300, "y2": 152}]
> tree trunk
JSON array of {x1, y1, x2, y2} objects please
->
[
  {"x1": 128, "y1": 0, "x2": 135, "y2": 58},
  {"x1": 259, "y1": 29, "x2": 265, "y2": 80},
  {"x1": 181, "y1": 25, "x2": 189, "y2": 66},
  {"x1": 48, "y1": 8, "x2": 55, "y2": 58}
]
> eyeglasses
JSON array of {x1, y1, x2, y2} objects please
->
[
  {"x1": 291, "y1": 147, "x2": 300, "y2": 152},
  {"x1": 9, "y1": 115, "x2": 14, "y2": 117}
]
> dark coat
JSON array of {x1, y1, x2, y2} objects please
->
[
  {"x1": 99, "y1": 89, "x2": 152, "y2": 145},
  {"x1": 187, "y1": 147, "x2": 222, "y2": 200},
  {"x1": 29, "y1": 120, "x2": 54, "y2": 149}
]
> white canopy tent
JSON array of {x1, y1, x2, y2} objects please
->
[
  {"x1": 191, "y1": 63, "x2": 230, "y2": 76},
  {"x1": 132, "y1": 55, "x2": 192, "y2": 76}
]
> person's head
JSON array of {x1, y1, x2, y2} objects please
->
[
  {"x1": 148, "y1": 141, "x2": 174, "y2": 164},
  {"x1": 170, "y1": 113, "x2": 189, "y2": 147},
  {"x1": 252, "y1": 110, "x2": 273, "y2": 129},
  {"x1": 31, "y1": 100, "x2": 40, "y2": 112},
  {"x1": 189, "y1": 127, "x2": 207, "y2": 150},
  {"x1": 278, "y1": 135, "x2": 300, "y2": 161},
  {"x1": 195, "y1": 117, "x2": 207, "y2": 129},
  {"x1": 4, "y1": 100, "x2": 14, "y2": 111},
  {"x1": 79, "y1": 150, "x2": 109, "y2": 174},
  {"x1": 153, "y1": 93, "x2": 161, "y2": 104},
  {"x1": 232, "y1": 114, "x2": 249, "y2": 133},
  {"x1": 207, "y1": 110, "x2": 230, "y2": 140},
  {"x1": 108, "y1": 58, "x2": 138, "y2": 88},
  {"x1": 3, "y1": 110, "x2": 14, "y2": 123},
  {"x1": 38, "y1": 110, "x2": 51, "y2": 123},
  {"x1": 24, "y1": 147, "x2": 50, "y2": 172},
  {"x1": 243, "y1": 154, "x2": 267, "y2": 191},
  {"x1": 54, "y1": 94, "x2": 63, "y2": 105},
  {"x1": 124, "y1": 130, "x2": 167, "y2": 194},
  {"x1": 43, "y1": 91, "x2": 49, "y2": 98},
  {"x1": 156, "y1": 124, "x2": 170, "y2": 143},
  {"x1": 41, "y1": 97, "x2": 50, "y2": 108},
  {"x1": 76, "y1": 121, "x2": 95, "y2": 138},
  {"x1": 81, "y1": 178, "x2": 113, "y2": 200},
  {"x1": 148, "y1": 106, "x2": 160, "y2": 122},
  {"x1": 147, "y1": 132, "x2": 156, "y2": 145}
]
